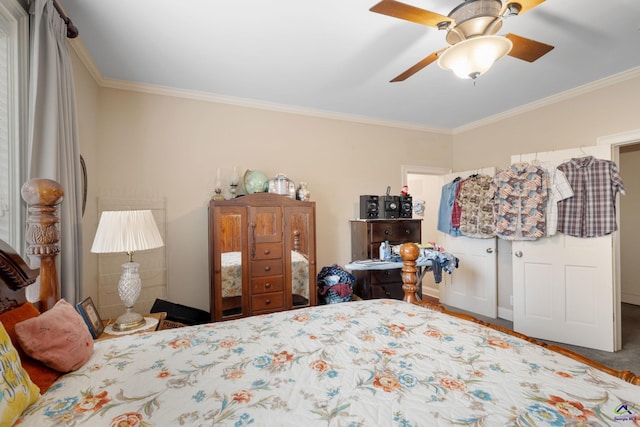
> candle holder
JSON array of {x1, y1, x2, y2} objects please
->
[
  {"x1": 229, "y1": 166, "x2": 240, "y2": 198},
  {"x1": 212, "y1": 186, "x2": 225, "y2": 201}
]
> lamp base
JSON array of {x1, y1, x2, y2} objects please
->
[{"x1": 112, "y1": 310, "x2": 146, "y2": 332}]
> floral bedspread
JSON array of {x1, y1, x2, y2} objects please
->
[
  {"x1": 17, "y1": 300, "x2": 640, "y2": 426},
  {"x1": 221, "y1": 251, "x2": 309, "y2": 299}
]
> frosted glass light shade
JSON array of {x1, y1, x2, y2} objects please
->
[
  {"x1": 438, "y1": 35, "x2": 512, "y2": 79},
  {"x1": 91, "y1": 210, "x2": 164, "y2": 254}
]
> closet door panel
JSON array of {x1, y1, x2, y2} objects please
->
[
  {"x1": 439, "y1": 167, "x2": 497, "y2": 318},
  {"x1": 512, "y1": 145, "x2": 617, "y2": 352}
]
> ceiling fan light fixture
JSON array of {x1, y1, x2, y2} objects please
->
[{"x1": 438, "y1": 35, "x2": 513, "y2": 79}]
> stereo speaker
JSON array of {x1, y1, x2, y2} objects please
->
[
  {"x1": 381, "y1": 195, "x2": 400, "y2": 219},
  {"x1": 399, "y1": 195, "x2": 412, "y2": 218},
  {"x1": 359, "y1": 195, "x2": 379, "y2": 219}
]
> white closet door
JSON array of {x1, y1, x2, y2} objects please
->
[
  {"x1": 440, "y1": 168, "x2": 497, "y2": 318},
  {"x1": 511, "y1": 145, "x2": 619, "y2": 351}
]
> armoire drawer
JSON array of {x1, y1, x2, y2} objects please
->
[
  {"x1": 251, "y1": 259, "x2": 284, "y2": 277},
  {"x1": 253, "y1": 243, "x2": 282, "y2": 260},
  {"x1": 251, "y1": 276, "x2": 284, "y2": 294},
  {"x1": 370, "y1": 221, "x2": 420, "y2": 243},
  {"x1": 252, "y1": 292, "x2": 284, "y2": 312}
]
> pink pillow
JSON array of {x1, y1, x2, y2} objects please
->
[
  {"x1": 0, "y1": 302, "x2": 61, "y2": 391},
  {"x1": 14, "y1": 299, "x2": 94, "y2": 372}
]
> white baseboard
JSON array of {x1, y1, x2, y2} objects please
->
[
  {"x1": 621, "y1": 293, "x2": 640, "y2": 306},
  {"x1": 498, "y1": 306, "x2": 513, "y2": 322}
]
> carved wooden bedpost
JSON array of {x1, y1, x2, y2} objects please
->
[
  {"x1": 400, "y1": 242, "x2": 420, "y2": 304},
  {"x1": 21, "y1": 178, "x2": 63, "y2": 311}
]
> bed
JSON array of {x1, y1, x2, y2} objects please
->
[{"x1": 2, "y1": 179, "x2": 639, "y2": 427}]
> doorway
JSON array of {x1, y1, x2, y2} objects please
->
[
  {"x1": 401, "y1": 165, "x2": 449, "y2": 299},
  {"x1": 601, "y1": 129, "x2": 640, "y2": 351},
  {"x1": 619, "y1": 143, "x2": 640, "y2": 306}
]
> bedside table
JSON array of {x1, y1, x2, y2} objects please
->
[{"x1": 96, "y1": 312, "x2": 167, "y2": 341}]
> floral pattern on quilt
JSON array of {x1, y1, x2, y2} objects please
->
[{"x1": 18, "y1": 300, "x2": 640, "y2": 426}]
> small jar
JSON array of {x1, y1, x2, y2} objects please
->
[
  {"x1": 268, "y1": 173, "x2": 296, "y2": 199},
  {"x1": 297, "y1": 182, "x2": 310, "y2": 201}
]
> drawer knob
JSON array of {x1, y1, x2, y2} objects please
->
[
  {"x1": 384, "y1": 270, "x2": 391, "y2": 276},
  {"x1": 265, "y1": 299, "x2": 271, "y2": 305},
  {"x1": 265, "y1": 266, "x2": 271, "y2": 271},
  {"x1": 265, "y1": 282, "x2": 271, "y2": 288},
  {"x1": 384, "y1": 230, "x2": 390, "y2": 235},
  {"x1": 405, "y1": 229, "x2": 410, "y2": 234},
  {"x1": 264, "y1": 249, "x2": 270, "y2": 254}
]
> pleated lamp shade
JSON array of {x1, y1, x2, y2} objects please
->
[{"x1": 91, "y1": 210, "x2": 164, "y2": 254}]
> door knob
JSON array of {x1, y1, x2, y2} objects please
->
[
  {"x1": 486, "y1": 248, "x2": 493, "y2": 254},
  {"x1": 515, "y1": 251, "x2": 523, "y2": 257}
]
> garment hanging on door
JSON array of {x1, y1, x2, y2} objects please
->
[
  {"x1": 557, "y1": 156, "x2": 625, "y2": 238},
  {"x1": 492, "y1": 162, "x2": 549, "y2": 240},
  {"x1": 437, "y1": 177, "x2": 462, "y2": 236},
  {"x1": 535, "y1": 161, "x2": 573, "y2": 237},
  {"x1": 456, "y1": 174, "x2": 495, "y2": 238}
]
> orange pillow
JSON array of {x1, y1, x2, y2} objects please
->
[
  {"x1": 0, "y1": 302, "x2": 60, "y2": 392},
  {"x1": 15, "y1": 299, "x2": 94, "y2": 372}
]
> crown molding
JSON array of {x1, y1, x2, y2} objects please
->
[
  {"x1": 68, "y1": 39, "x2": 450, "y2": 135},
  {"x1": 68, "y1": 36, "x2": 638, "y2": 137},
  {"x1": 103, "y1": 78, "x2": 452, "y2": 135},
  {"x1": 453, "y1": 67, "x2": 640, "y2": 134}
]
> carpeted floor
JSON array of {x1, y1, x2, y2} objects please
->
[{"x1": 442, "y1": 302, "x2": 640, "y2": 376}]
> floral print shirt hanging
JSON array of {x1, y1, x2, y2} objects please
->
[
  {"x1": 456, "y1": 174, "x2": 495, "y2": 238},
  {"x1": 492, "y1": 162, "x2": 550, "y2": 240}
]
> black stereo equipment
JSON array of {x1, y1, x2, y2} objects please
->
[
  {"x1": 381, "y1": 195, "x2": 400, "y2": 219},
  {"x1": 399, "y1": 195, "x2": 412, "y2": 218},
  {"x1": 359, "y1": 195, "x2": 379, "y2": 219}
]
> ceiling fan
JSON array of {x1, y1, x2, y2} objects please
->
[{"x1": 370, "y1": 0, "x2": 554, "y2": 81}]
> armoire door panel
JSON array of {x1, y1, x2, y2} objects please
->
[
  {"x1": 285, "y1": 206, "x2": 316, "y2": 308},
  {"x1": 210, "y1": 205, "x2": 248, "y2": 321},
  {"x1": 250, "y1": 206, "x2": 282, "y2": 243}
]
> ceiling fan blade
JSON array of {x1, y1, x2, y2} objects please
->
[
  {"x1": 370, "y1": 0, "x2": 452, "y2": 28},
  {"x1": 502, "y1": 0, "x2": 545, "y2": 15},
  {"x1": 390, "y1": 50, "x2": 441, "y2": 82},
  {"x1": 505, "y1": 33, "x2": 554, "y2": 62}
]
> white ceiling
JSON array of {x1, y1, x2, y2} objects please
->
[{"x1": 58, "y1": 0, "x2": 640, "y2": 130}]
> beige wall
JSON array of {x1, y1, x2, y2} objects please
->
[
  {"x1": 452, "y1": 76, "x2": 640, "y2": 170},
  {"x1": 73, "y1": 43, "x2": 640, "y2": 315},
  {"x1": 71, "y1": 49, "x2": 101, "y2": 307},
  {"x1": 74, "y1": 64, "x2": 452, "y2": 311}
]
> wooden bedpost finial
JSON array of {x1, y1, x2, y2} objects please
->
[
  {"x1": 21, "y1": 178, "x2": 64, "y2": 311},
  {"x1": 400, "y1": 242, "x2": 420, "y2": 304}
]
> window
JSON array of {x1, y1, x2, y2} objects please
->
[{"x1": 0, "y1": 0, "x2": 27, "y2": 251}]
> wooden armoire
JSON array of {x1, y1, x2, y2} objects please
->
[{"x1": 208, "y1": 193, "x2": 316, "y2": 321}]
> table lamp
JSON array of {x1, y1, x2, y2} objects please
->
[{"x1": 91, "y1": 210, "x2": 164, "y2": 331}]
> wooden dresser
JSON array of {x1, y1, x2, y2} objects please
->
[
  {"x1": 350, "y1": 219, "x2": 421, "y2": 300},
  {"x1": 209, "y1": 193, "x2": 316, "y2": 321}
]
